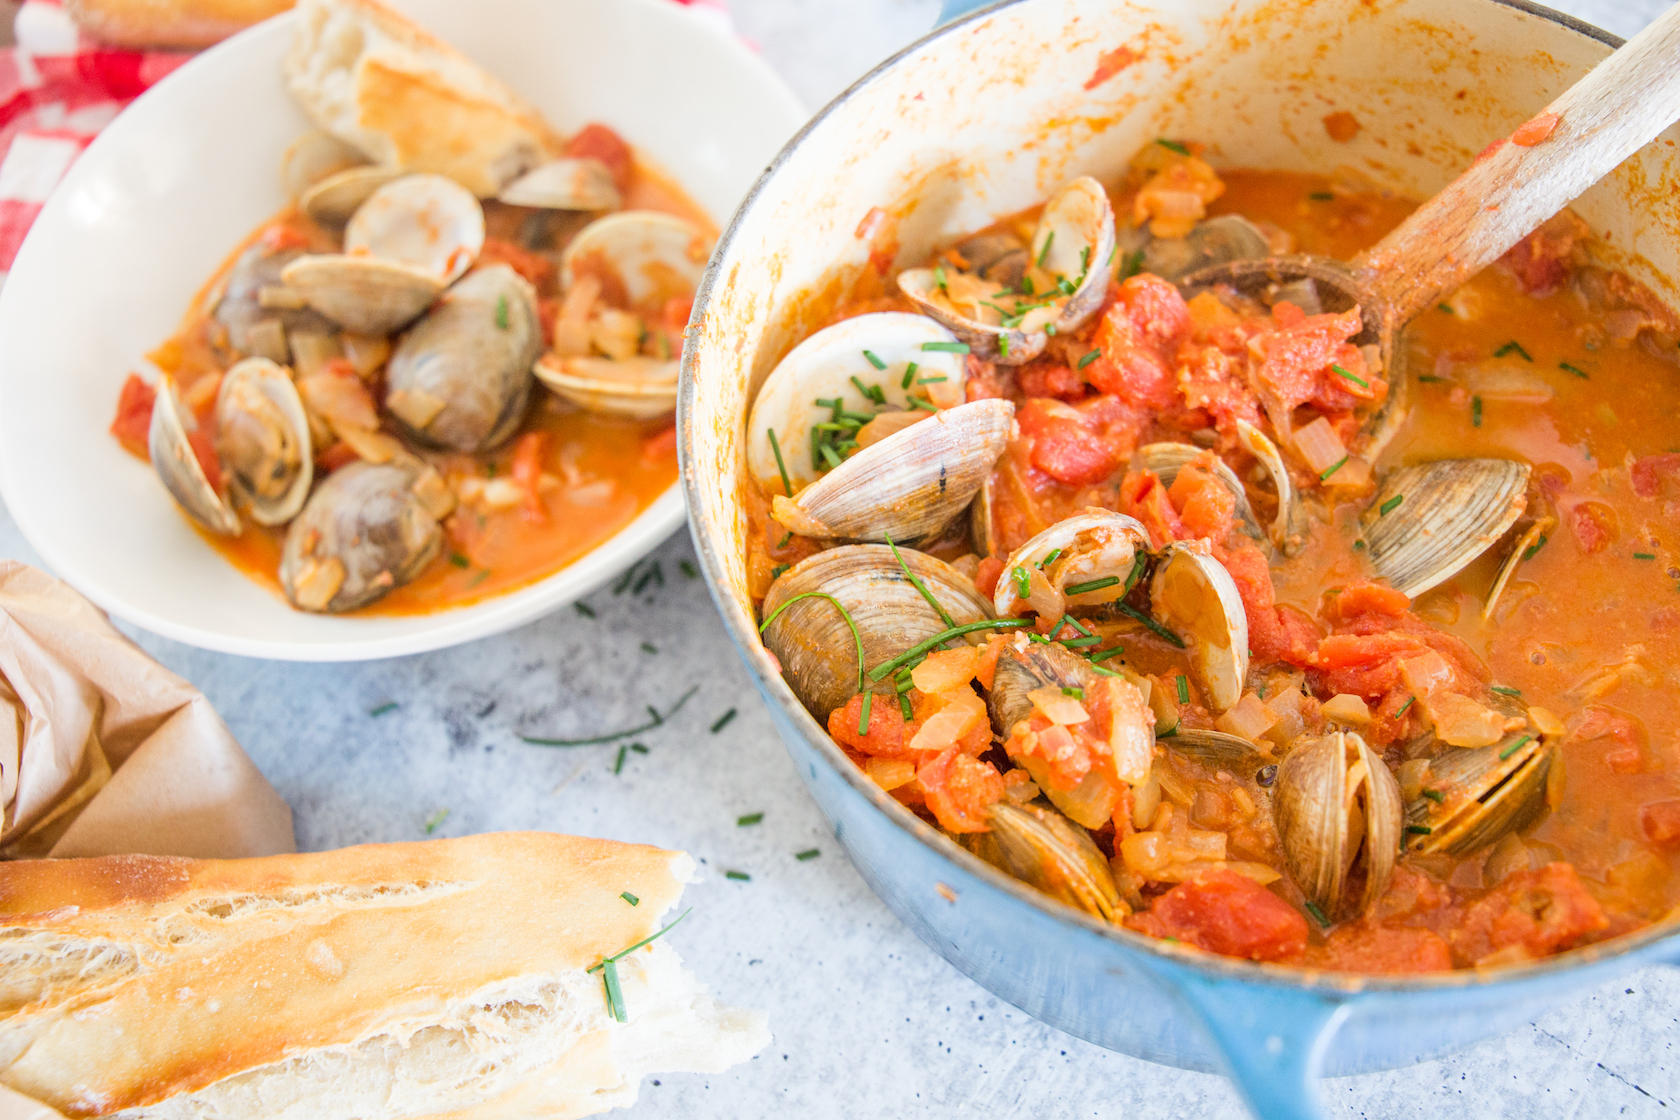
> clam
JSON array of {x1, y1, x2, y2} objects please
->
[
  {"x1": 761, "y1": 545, "x2": 992, "y2": 721},
  {"x1": 385, "y1": 264, "x2": 540, "y2": 452},
  {"x1": 1361, "y1": 459, "x2": 1531, "y2": 598},
  {"x1": 897, "y1": 176, "x2": 1116, "y2": 365},
  {"x1": 533, "y1": 210, "x2": 711, "y2": 418},
  {"x1": 1148, "y1": 543, "x2": 1249, "y2": 713},
  {"x1": 498, "y1": 157, "x2": 621, "y2": 211},
  {"x1": 1135, "y1": 442, "x2": 1266, "y2": 543},
  {"x1": 960, "y1": 801, "x2": 1125, "y2": 921},
  {"x1": 769, "y1": 399, "x2": 1014, "y2": 542},
  {"x1": 1273, "y1": 730, "x2": 1403, "y2": 922},
  {"x1": 1142, "y1": 215, "x2": 1271, "y2": 283},
  {"x1": 212, "y1": 358, "x2": 313, "y2": 525},
  {"x1": 213, "y1": 241, "x2": 336, "y2": 364},
  {"x1": 1482, "y1": 515, "x2": 1554, "y2": 621},
  {"x1": 990, "y1": 510, "x2": 1152, "y2": 617},
  {"x1": 279, "y1": 460, "x2": 443, "y2": 613},
  {"x1": 951, "y1": 230, "x2": 1031, "y2": 288},
  {"x1": 147, "y1": 376, "x2": 241, "y2": 536},
  {"x1": 298, "y1": 164, "x2": 405, "y2": 225},
  {"x1": 987, "y1": 641, "x2": 1154, "y2": 829},
  {"x1": 282, "y1": 174, "x2": 486, "y2": 336},
  {"x1": 281, "y1": 132, "x2": 369, "y2": 204},
  {"x1": 1404, "y1": 734, "x2": 1553, "y2": 856},
  {"x1": 1234, "y1": 419, "x2": 1308, "y2": 556},
  {"x1": 1164, "y1": 727, "x2": 1273, "y2": 779}
]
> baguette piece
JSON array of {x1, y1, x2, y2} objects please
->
[
  {"x1": 62, "y1": 0, "x2": 294, "y2": 49},
  {"x1": 0, "y1": 833, "x2": 769, "y2": 1119},
  {"x1": 282, "y1": 0, "x2": 562, "y2": 197}
]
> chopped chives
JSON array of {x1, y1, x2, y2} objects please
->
[
  {"x1": 857, "y1": 690, "x2": 873, "y2": 735},
  {"x1": 1117, "y1": 602, "x2": 1184, "y2": 647},
  {"x1": 1634, "y1": 552, "x2": 1657, "y2": 560},
  {"x1": 523, "y1": 687, "x2": 702, "y2": 747},
  {"x1": 1320, "y1": 456, "x2": 1348, "y2": 481},
  {"x1": 862, "y1": 349, "x2": 887, "y2": 370},
  {"x1": 1037, "y1": 231, "x2": 1054, "y2": 268},
  {"x1": 641, "y1": 641, "x2": 658, "y2": 654},
  {"x1": 1308, "y1": 190, "x2": 1334, "y2": 201},
  {"x1": 849, "y1": 375, "x2": 886, "y2": 404},
  {"x1": 1122, "y1": 553, "x2": 1148, "y2": 594},
  {"x1": 1053, "y1": 613, "x2": 1093, "y2": 637},
  {"x1": 1157, "y1": 137, "x2": 1190, "y2": 155},
  {"x1": 1559, "y1": 361, "x2": 1589, "y2": 379},
  {"x1": 1065, "y1": 575, "x2": 1120, "y2": 595},
  {"x1": 1379, "y1": 494, "x2": 1403, "y2": 516},
  {"x1": 760, "y1": 592, "x2": 865, "y2": 693},
  {"x1": 725, "y1": 871, "x2": 751, "y2": 881},
  {"x1": 921, "y1": 341, "x2": 970, "y2": 353},
  {"x1": 934, "y1": 264, "x2": 948, "y2": 293},
  {"x1": 494, "y1": 294, "x2": 510, "y2": 330},
  {"x1": 680, "y1": 560, "x2": 698, "y2": 579},
  {"x1": 1090, "y1": 646, "x2": 1125, "y2": 662},
  {"x1": 917, "y1": 375, "x2": 949, "y2": 384},
  {"x1": 1012, "y1": 565, "x2": 1031, "y2": 599},
  {"x1": 601, "y1": 959, "x2": 626, "y2": 1021},
  {"x1": 1422, "y1": 789, "x2": 1445, "y2": 804},
  {"x1": 867, "y1": 619, "x2": 1031, "y2": 681},
  {"x1": 1406, "y1": 825, "x2": 1433, "y2": 836},
  {"x1": 766, "y1": 428, "x2": 793, "y2": 497},
  {"x1": 776, "y1": 530, "x2": 792, "y2": 549},
  {"x1": 1491, "y1": 685, "x2": 1523, "y2": 696},
  {"x1": 907, "y1": 397, "x2": 939, "y2": 412},
  {"x1": 1494, "y1": 341, "x2": 1532, "y2": 361},
  {"x1": 449, "y1": 552, "x2": 470, "y2": 568},
  {"x1": 899, "y1": 693, "x2": 913, "y2": 720},
  {"x1": 710, "y1": 709, "x2": 738, "y2": 734},
  {"x1": 1078, "y1": 349, "x2": 1102, "y2": 370},
  {"x1": 1038, "y1": 548, "x2": 1063, "y2": 568},
  {"x1": 1118, "y1": 249, "x2": 1144, "y2": 281},
  {"x1": 1521, "y1": 535, "x2": 1549, "y2": 562},
  {"x1": 613, "y1": 745, "x2": 628, "y2": 773},
  {"x1": 795, "y1": 848, "x2": 821, "y2": 860},
  {"x1": 1303, "y1": 900, "x2": 1330, "y2": 927},
  {"x1": 738, "y1": 812, "x2": 765, "y2": 826},
  {"x1": 621, "y1": 891, "x2": 640, "y2": 905},
  {"x1": 1417, "y1": 374, "x2": 1444, "y2": 383},
  {"x1": 1176, "y1": 674, "x2": 1190, "y2": 704},
  {"x1": 1331, "y1": 363, "x2": 1368, "y2": 388},
  {"x1": 770, "y1": 563, "x2": 789, "y2": 580},
  {"x1": 998, "y1": 333, "x2": 1011, "y2": 357},
  {"x1": 820, "y1": 444, "x2": 843, "y2": 469},
  {"x1": 370, "y1": 701, "x2": 399, "y2": 717},
  {"x1": 886, "y1": 532, "x2": 959, "y2": 631},
  {"x1": 1089, "y1": 665, "x2": 1121, "y2": 677},
  {"x1": 1437, "y1": 303, "x2": 1454, "y2": 314},
  {"x1": 1061, "y1": 635, "x2": 1103, "y2": 648},
  {"x1": 575, "y1": 602, "x2": 596, "y2": 618},
  {"x1": 1396, "y1": 696, "x2": 1415, "y2": 717},
  {"x1": 1500, "y1": 735, "x2": 1533, "y2": 760},
  {"x1": 630, "y1": 743, "x2": 648, "y2": 754},
  {"x1": 1353, "y1": 540, "x2": 1366, "y2": 551},
  {"x1": 424, "y1": 808, "x2": 448, "y2": 834},
  {"x1": 901, "y1": 362, "x2": 917, "y2": 389},
  {"x1": 1471, "y1": 395, "x2": 1483, "y2": 427},
  {"x1": 1062, "y1": 686, "x2": 1085, "y2": 699}
]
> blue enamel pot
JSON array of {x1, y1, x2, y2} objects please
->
[{"x1": 679, "y1": 2, "x2": 1680, "y2": 1115}]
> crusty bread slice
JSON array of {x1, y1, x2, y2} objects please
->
[
  {"x1": 0, "y1": 833, "x2": 768, "y2": 1119},
  {"x1": 282, "y1": 0, "x2": 562, "y2": 197},
  {"x1": 62, "y1": 0, "x2": 294, "y2": 49}
]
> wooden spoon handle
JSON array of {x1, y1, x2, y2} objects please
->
[{"x1": 1352, "y1": 1, "x2": 1680, "y2": 324}]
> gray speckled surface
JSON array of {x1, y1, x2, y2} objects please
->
[{"x1": 5, "y1": 0, "x2": 1679, "y2": 1115}]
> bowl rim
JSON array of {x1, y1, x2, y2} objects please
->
[
  {"x1": 681, "y1": 0, "x2": 1680, "y2": 995},
  {"x1": 0, "y1": 0, "x2": 804, "y2": 663}
]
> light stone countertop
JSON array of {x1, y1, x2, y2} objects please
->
[{"x1": 4, "y1": 0, "x2": 1678, "y2": 1115}]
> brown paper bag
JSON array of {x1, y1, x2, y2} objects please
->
[{"x1": 0, "y1": 561, "x2": 295, "y2": 860}]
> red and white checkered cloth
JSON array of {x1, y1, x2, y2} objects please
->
[{"x1": 0, "y1": 0, "x2": 734, "y2": 282}]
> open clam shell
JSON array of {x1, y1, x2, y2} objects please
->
[
  {"x1": 747, "y1": 312, "x2": 969, "y2": 494},
  {"x1": 298, "y1": 164, "x2": 404, "y2": 225},
  {"x1": 558, "y1": 210, "x2": 711, "y2": 306},
  {"x1": 213, "y1": 241, "x2": 336, "y2": 363},
  {"x1": 960, "y1": 801, "x2": 1125, "y2": 921},
  {"x1": 897, "y1": 176, "x2": 1116, "y2": 365},
  {"x1": 1234, "y1": 419, "x2": 1308, "y2": 557},
  {"x1": 282, "y1": 132, "x2": 369, "y2": 204},
  {"x1": 1136, "y1": 442, "x2": 1266, "y2": 544},
  {"x1": 346, "y1": 173, "x2": 485, "y2": 284},
  {"x1": 1149, "y1": 543, "x2": 1249, "y2": 713},
  {"x1": 1404, "y1": 733, "x2": 1552, "y2": 856},
  {"x1": 1361, "y1": 459, "x2": 1531, "y2": 598},
  {"x1": 771, "y1": 399, "x2": 1013, "y2": 543},
  {"x1": 499, "y1": 157, "x2": 621, "y2": 211},
  {"x1": 279, "y1": 460, "x2": 443, "y2": 614},
  {"x1": 280, "y1": 254, "x2": 445, "y2": 336},
  {"x1": 1273, "y1": 730, "x2": 1402, "y2": 922},
  {"x1": 1143, "y1": 214, "x2": 1271, "y2": 283},
  {"x1": 1164, "y1": 727, "x2": 1273, "y2": 780},
  {"x1": 761, "y1": 544, "x2": 991, "y2": 721},
  {"x1": 386, "y1": 265, "x2": 540, "y2": 452},
  {"x1": 148, "y1": 375, "x2": 240, "y2": 536},
  {"x1": 214, "y1": 357, "x2": 313, "y2": 526},
  {"x1": 534, "y1": 354, "x2": 676, "y2": 420},
  {"x1": 991, "y1": 510, "x2": 1152, "y2": 617}
]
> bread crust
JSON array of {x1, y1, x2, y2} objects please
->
[
  {"x1": 62, "y1": 0, "x2": 294, "y2": 49},
  {"x1": 283, "y1": 0, "x2": 563, "y2": 196},
  {"x1": 0, "y1": 833, "x2": 695, "y2": 1116}
]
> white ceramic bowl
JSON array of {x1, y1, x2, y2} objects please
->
[{"x1": 0, "y1": 0, "x2": 803, "y2": 661}]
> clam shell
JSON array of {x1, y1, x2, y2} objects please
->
[
  {"x1": 991, "y1": 510, "x2": 1151, "y2": 617},
  {"x1": 1361, "y1": 459, "x2": 1531, "y2": 598},
  {"x1": 960, "y1": 801, "x2": 1124, "y2": 921},
  {"x1": 897, "y1": 176, "x2": 1116, "y2": 365},
  {"x1": 559, "y1": 210, "x2": 711, "y2": 307},
  {"x1": 534, "y1": 354, "x2": 677, "y2": 420},
  {"x1": 214, "y1": 357, "x2": 312, "y2": 526},
  {"x1": 148, "y1": 375, "x2": 240, "y2": 536},
  {"x1": 747, "y1": 312, "x2": 968, "y2": 493},
  {"x1": 280, "y1": 460, "x2": 443, "y2": 614},
  {"x1": 988, "y1": 640, "x2": 1094, "y2": 737},
  {"x1": 1135, "y1": 442, "x2": 1265, "y2": 543},
  {"x1": 1273, "y1": 730, "x2": 1402, "y2": 922},
  {"x1": 776, "y1": 399, "x2": 1013, "y2": 542},
  {"x1": 1143, "y1": 214, "x2": 1270, "y2": 283},
  {"x1": 386, "y1": 265, "x2": 540, "y2": 452},
  {"x1": 1149, "y1": 543, "x2": 1249, "y2": 713},
  {"x1": 213, "y1": 242, "x2": 336, "y2": 361},
  {"x1": 1235, "y1": 419, "x2": 1307, "y2": 556},
  {"x1": 1482, "y1": 516, "x2": 1554, "y2": 621},
  {"x1": 499, "y1": 157, "x2": 621, "y2": 211},
  {"x1": 346, "y1": 174, "x2": 485, "y2": 284},
  {"x1": 299, "y1": 164, "x2": 403, "y2": 225},
  {"x1": 1164, "y1": 727, "x2": 1272, "y2": 779},
  {"x1": 281, "y1": 131, "x2": 367, "y2": 203},
  {"x1": 761, "y1": 545, "x2": 991, "y2": 721},
  {"x1": 280, "y1": 254, "x2": 445, "y2": 336},
  {"x1": 1404, "y1": 735, "x2": 1552, "y2": 856}
]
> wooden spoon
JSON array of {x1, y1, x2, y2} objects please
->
[{"x1": 1181, "y1": 0, "x2": 1680, "y2": 453}]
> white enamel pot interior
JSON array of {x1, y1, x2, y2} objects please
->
[
  {"x1": 681, "y1": 1, "x2": 1680, "y2": 1117},
  {"x1": 0, "y1": 0, "x2": 804, "y2": 661}
]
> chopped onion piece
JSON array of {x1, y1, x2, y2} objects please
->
[
  {"x1": 865, "y1": 757, "x2": 917, "y2": 792},
  {"x1": 1214, "y1": 692, "x2": 1278, "y2": 741},
  {"x1": 1028, "y1": 685, "x2": 1090, "y2": 726},
  {"x1": 1321, "y1": 693, "x2": 1372, "y2": 723},
  {"x1": 1293, "y1": 416, "x2": 1347, "y2": 476}
]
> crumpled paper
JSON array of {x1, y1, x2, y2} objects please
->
[{"x1": 0, "y1": 560, "x2": 295, "y2": 860}]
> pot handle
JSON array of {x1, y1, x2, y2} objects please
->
[
  {"x1": 936, "y1": 0, "x2": 997, "y2": 26},
  {"x1": 1170, "y1": 972, "x2": 1351, "y2": 1120}
]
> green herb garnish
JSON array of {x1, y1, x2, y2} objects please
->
[
  {"x1": 621, "y1": 891, "x2": 640, "y2": 905},
  {"x1": 886, "y1": 532, "x2": 959, "y2": 630},
  {"x1": 1320, "y1": 456, "x2": 1348, "y2": 481},
  {"x1": 522, "y1": 684, "x2": 699, "y2": 747},
  {"x1": 1062, "y1": 686, "x2": 1085, "y2": 700},
  {"x1": 795, "y1": 849, "x2": 821, "y2": 861},
  {"x1": 1036, "y1": 231, "x2": 1054, "y2": 268},
  {"x1": 710, "y1": 709, "x2": 738, "y2": 734},
  {"x1": 1491, "y1": 685, "x2": 1522, "y2": 697},
  {"x1": 921, "y1": 341, "x2": 970, "y2": 353},
  {"x1": 738, "y1": 812, "x2": 765, "y2": 827},
  {"x1": 576, "y1": 602, "x2": 596, "y2": 618},
  {"x1": 1405, "y1": 825, "x2": 1433, "y2": 836},
  {"x1": 449, "y1": 552, "x2": 470, "y2": 568},
  {"x1": 1472, "y1": 395, "x2": 1483, "y2": 427},
  {"x1": 766, "y1": 428, "x2": 793, "y2": 497},
  {"x1": 1396, "y1": 696, "x2": 1415, "y2": 717},
  {"x1": 1065, "y1": 575, "x2": 1120, "y2": 596},
  {"x1": 1118, "y1": 249, "x2": 1145, "y2": 281},
  {"x1": 1090, "y1": 646, "x2": 1125, "y2": 663},
  {"x1": 588, "y1": 908, "x2": 693, "y2": 1022},
  {"x1": 907, "y1": 396, "x2": 939, "y2": 412},
  {"x1": 1437, "y1": 303, "x2": 1454, "y2": 314},
  {"x1": 760, "y1": 591, "x2": 865, "y2": 694},
  {"x1": 425, "y1": 808, "x2": 449, "y2": 834},
  {"x1": 862, "y1": 349, "x2": 887, "y2": 370},
  {"x1": 613, "y1": 745, "x2": 628, "y2": 773},
  {"x1": 1157, "y1": 138, "x2": 1191, "y2": 155},
  {"x1": 1308, "y1": 190, "x2": 1334, "y2": 201},
  {"x1": 725, "y1": 870, "x2": 751, "y2": 882},
  {"x1": 494, "y1": 294, "x2": 509, "y2": 330},
  {"x1": 1494, "y1": 340, "x2": 1532, "y2": 361},
  {"x1": 1379, "y1": 494, "x2": 1403, "y2": 516},
  {"x1": 867, "y1": 619, "x2": 1031, "y2": 682},
  {"x1": 1331, "y1": 363, "x2": 1368, "y2": 388},
  {"x1": 1500, "y1": 735, "x2": 1533, "y2": 760},
  {"x1": 1304, "y1": 900, "x2": 1330, "y2": 927},
  {"x1": 1117, "y1": 602, "x2": 1184, "y2": 648},
  {"x1": 680, "y1": 560, "x2": 698, "y2": 579},
  {"x1": 370, "y1": 701, "x2": 399, "y2": 717},
  {"x1": 1521, "y1": 535, "x2": 1549, "y2": 562},
  {"x1": 1175, "y1": 675, "x2": 1190, "y2": 704},
  {"x1": 856, "y1": 689, "x2": 874, "y2": 735},
  {"x1": 1634, "y1": 552, "x2": 1657, "y2": 560},
  {"x1": 1421, "y1": 789, "x2": 1445, "y2": 804},
  {"x1": 1559, "y1": 361, "x2": 1589, "y2": 379},
  {"x1": 1012, "y1": 565, "x2": 1031, "y2": 600},
  {"x1": 1078, "y1": 349, "x2": 1102, "y2": 370}
]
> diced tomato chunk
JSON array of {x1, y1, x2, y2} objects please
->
[
  {"x1": 1220, "y1": 544, "x2": 1321, "y2": 666},
  {"x1": 1016, "y1": 359, "x2": 1085, "y2": 401},
  {"x1": 1120, "y1": 469, "x2": 1187, "y2": 547},
  {"x1": 187, "y1": 428, "x2": 223, "y2": 492},
  {"x1": 828, "y1": 691, "x2": 909, "y2": 758},
  {"x1": 1128, "y1": 868, "x2": 1309, "y2": 962},
  {"x1": 1088, "y1": 275, "x2": 1189, "y2": 410},
  {"x1": 565, "y1": 122, "x2": 633, "y2": 190},
  {"x1": 918, "y1": 746, "x2": 1005, "y2": 833},
  {"x1": 1329, "y1": 580, "x2": 1411, "y2": 622},
  {"x1": 109, "y1": 373, "x2": 156, "y2": 458},
  {"x1": 1017, "y1": 398, "x2": 1126, "y2": 486},
  {"x1": 975, "y1": 556, "x2": 1005, "y2": 600},
  {"x1": 1631, "y1": 452, "x2": 1680, "y2": 498},
  {"x1": 1256, "y1": 305, "x2": 1366, "y2": 414},
  {"x1": 477, "y1": 236, "x2": 556, "y2": 289},
  {"x1": 1451, "y1": 863, "x2": 1607, "y2": 963},
  {"x1": 1319, "y1": 923, "x2": 1453, "y2": 974},
  {"x1": 1641, "y1": 799, "x2": 1680, "y2": 847},
  {"x1": 1168, "y1": 458, "x2": 1237, "y2": 542},
  {"x1": 1570, "y1": 502, "x2": 1614, "y2": 553}
]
